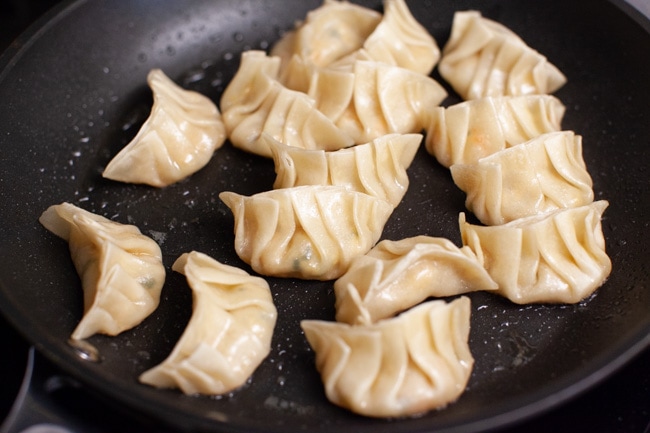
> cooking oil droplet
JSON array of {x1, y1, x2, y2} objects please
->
[
  {"x1": 68, "y1": 338, "x2": 101, "y2": 363},
  {"x1": 233, "y1": 32, "x2": 244, "y2": 42}
]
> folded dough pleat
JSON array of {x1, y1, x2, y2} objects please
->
[
  {"x1": 268, "y1": 133, "x2": 421, "y2": 207},
  {"x1": 301, "y1": 297, "x2": 474, "y2": 418},
  {"x1": 39, "y1": 202, "x2": 165, "y2": 340},
  {"x1": 309, "y1": 60, "x2": 447, "y2": 144},
  {"x1": 102, "y1": 69, "x2": 226, "y2": 187},
  {"x1": 139, "y1": 251, "x2": 277, "y2": 395},
  {"x1": 450, "y1": 131, "x2": 594, "y2": 225},
  {"x1": 459, "y1": 201, "x2": 611, "y2": 304},
  {"x1": 334, "y1": 236, "x2": 497, "y2": 325},
  {"x1": 219, "y1": 185, "x2": 394, "y2": 280},
  {"x1": 220, "y1": 51, "x2": 354, "y2": 157},
  {"x1": 330, "y1": 0, "x2": 441, "y2": 76},
  {"x1": 439, "y1": 10, "x2": 566, "y2": 100},
  {"x1": 425, "y1": 95, "x2": 566, "y2": 167}
]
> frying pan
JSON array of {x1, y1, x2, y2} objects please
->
[{"x1": 1, "y1": 0, "x2": 649, "y2": 432}]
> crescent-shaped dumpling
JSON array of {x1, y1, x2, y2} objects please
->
[
  {"x1": 102, "y1": 69, "x2": 226, "y2": 187},
  {"x1": 271, "y1": 0, "x2": 382, "y2": 72},
  {"x1": 301, "y1": 297, "x2": 474, "y2": 418},
  {"x1": 220, "y1": 51, "x2": 354, "y2": 157},
  {"x1": 450, "y1": 131, "x2": 594, "y2": 226},
  {"x1": 219, "y1": 186, "x2": 394, "y2": 280},
  {"x1": 330, "y1": 0, "x2": 440, "y2": 75},
  {"x1": 39, "y1": 202, "x2": 165, "y2": 340},
  {"x1": 268, "y1": 133, "x2": 421, "y2": 207},
  {"x1": 309, "y1": 60, "x2": 447, "y2": 144},
  {"x1": 459, "y1": 201, "x2": 612, "y2": 304},
  {"x1": 334, "y1": 236, "x2": 497, "y2": 325},
  {"x1": 425, "y1": 94, "x2": 566, "y2": 167},
  {"x1": 438, "y1": 11, "x2": 567, "y2": 100},
  {"x1": 270, "y1": 0, "x2": 382, "y2": 92},
  {"x1": 139, "y1": 251, "x2": 277, "y2": 395}
]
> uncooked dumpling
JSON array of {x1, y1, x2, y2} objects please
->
[
  {"x1": 268, "y1": 133, "x2": 421, "y2": 207},
  {"x1": 219, "y1": 185, "x2": 394, "y2": 280},
  {"x1": 39, "y1": 202, "x2": 165, "y2": 340},
  {"x1": 103, "y1": 69, "x2": 226, "y2": 187},
  {"x1": 450, "y1": 131, "x2": 594, "y2": 225},
  {"x1": 459, "y1": 201, "x2": 611, "y2": 304},
  {"x1": 438, "y1": 11, "x2": 567, "y2": 100},
  {"x1": 334, "y1": 236, "x2": 497, "y2": 325},
  {"x1": 301, "y1": 297, "x2": 474, "y2": 418},
  {"x1": 139, "y1": 251, "x2": 277, "y2": 395},
  {"x1": 425, "y1": 94, "x2": 566, "y2": 167}
]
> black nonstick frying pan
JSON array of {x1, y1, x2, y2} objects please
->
[{"x1": 1, "y1": 0, "x2": 649, "y2": 432}]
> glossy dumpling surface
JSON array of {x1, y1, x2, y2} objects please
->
[
  {"x1": 139, "y1": 251, "x2": 277, "y2": 395},
  {"x1": 425, "y1": 95, "x2": 566, "y2": 167},
  {"x1": 331, "y1": 0, "x2": 440, "y2": 76},
  {"x1": 102, "y1": 69, "x2": 226, "y2": 187},
  {"x1": 220, "y1": 51, "x2": 354, "y2": 157},
  {"x1": 268, "y1": 133, "x2": 421, "y2": 207},
  {"x1": 334, "y1": 236, "x2": 497, "y2": 325},
  {"x1": 219, "y1": 185, "x2": 394, "y2": 280},
  {"x1": 459, "y1": 201, "x2": 612, "y2": 304},
  {"x1": 438, "y1": 11, "x2": 567, "y2": 100},
  {"x1": 39, "y1": 202, "x2": 165, "y2": 340},
  {"x1": 301, "y1": 297, "x2": 474, "y2": 418},
  {"x1": 270, "y1": 0, "x2": 382, "y2": 74},
  {"x1": 309, "y1": 60, "x2": 447, "y2": 143},
  {"x1": 450, "y1": 131, "x2": 594, "y2": 225}
]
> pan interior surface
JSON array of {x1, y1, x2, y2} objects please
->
[{"x1": 0, "y1": 0, "x2": 649, "y2": 432}]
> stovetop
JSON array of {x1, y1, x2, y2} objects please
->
[{"x1": 1, "y1": 1, "x2": 649, "y2": 432}]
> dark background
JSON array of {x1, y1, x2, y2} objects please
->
[{"x1": 0, "y1": 1, "x2": 648, "y2": 432}]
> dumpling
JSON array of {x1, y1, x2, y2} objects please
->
[
  {"x1": 309, "y1": 60, "x2": 447, "y2": 143},
  {"x1": 268, "y1": 133, "x2": 421, "y2": 207},
  {"x1": 102, "y1": 69, "x2": 226, "y2": 187},
  {"x1": 301, "y1": 297, "x2": 474, "y2": 418},
  {"x1": 438, "y1": 11, "x2": 567, "y2": 100},
  {"x1": 334, "y1": 236, "x2": 497, "y2": 325},
  {"x1": 272, "y1": 0, "x2": 439, "y2": 92},
  {"x1": 425, "y1": 94, "x2": 566, "y2": 168},
  {"x1": 220, "y1": 51, "x2": 354, "y2": 158},
  {"x1": 271, "y1": 0, "x2": 382, "y2": 91},
  {"x1": 139, "y1": 251, "x2": 277, "y2": 395},
  {"x1": 330, "y1": 0, "x2": 441, "y2": 76},
  {"x1": 219, "y1": 185, "x2": 394, "y2": 280},
  {"x1": 459, "y1": 201, "x2": 612, "y2": 304},
  {"x1": 38, "y1": 202, "x2": 165, "y2": 340},
  {"x1": 450, "y1": 131, "x2": 594, "y2": 225}
]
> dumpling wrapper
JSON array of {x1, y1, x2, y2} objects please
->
[
  {"x1": 270, "y1": 0, "x2": 382, "y2": 76},
  {"x1": 139, "y1": 251, "x2": 277, "y2": 395},
  {"x1": 219, "y1": 185, "x2": 394, "y2": 280},
  {"x1": 220, "y1": 51, "x2": 354, "y2": 157},
  {"x1": 425, "y1": 94, "x2": 566, "y2": 168},
  {"x1": 335, "y1": 236, "x2": 497, "y2": 325},
  {"x1": 308, "y1": 59, "x2": 447, "y2": 144},
  {"x1": 439, "y1": 10, "x2": 567, "y2": 100},
  {"x1": 459, "y1": 201, "x2": 612, "y2": 304},
  {"x1": 329, "y1": 0, "x2": 441, "y2": 76},
  {"x1": 268, "y1": 132, "x2": 421, "y2": 207},
  {"x1": 103, "y1": 69, "x2": 226, "y2": 187},
  {"x1": 39, "y1": 202, "x2": 165, "y2": 340},
  {"x1": 450, "y1": 131, "x2": 594, "y2": 226},
  {"x1": 301, "y1": 297, "x2": 474, "y2": 418},
  {"x1": 272, "y1": 0, "x2": 440, "y2": 92}
]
